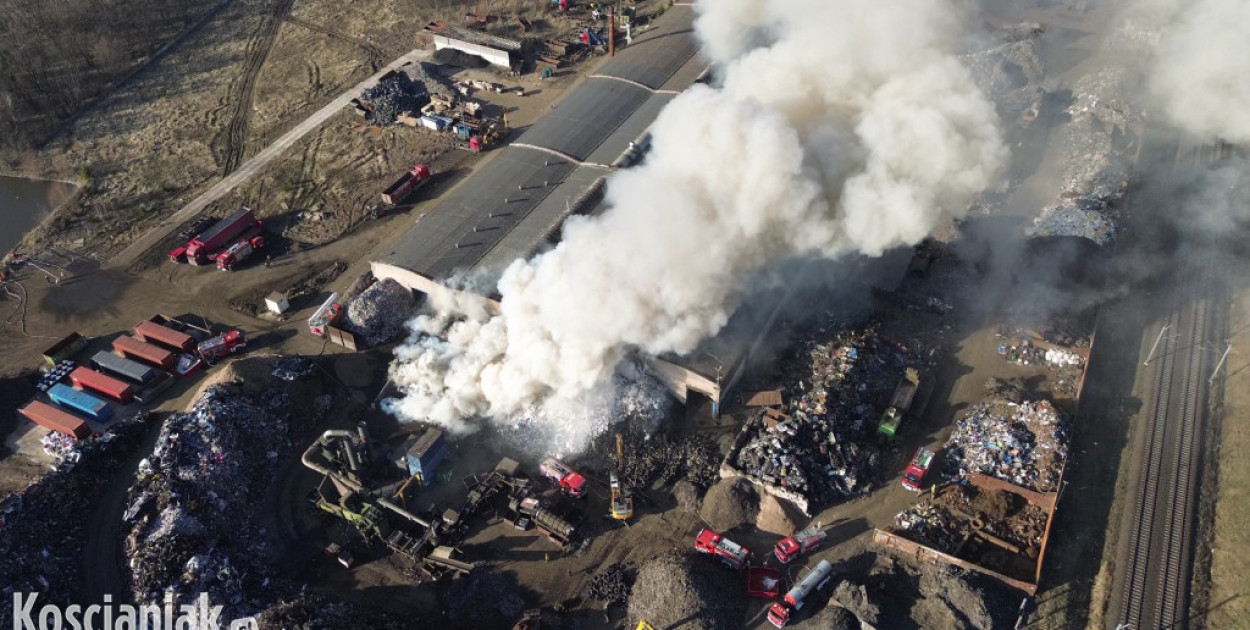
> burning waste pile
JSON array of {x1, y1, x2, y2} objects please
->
[
  {"x1": 942, "y1": 395, "x2": 1069, "y2": 492},
  {"x1": 383, "y1": 0, "x2": 1007, "y2": 455},
  {"x1": 123, "y1": 385, "x2": 297, "y2": 617},
  {"x1": 343, "y1": 278, "x2": 418, "y2": 347},
  {"x1": 730, "y1": 324, "x2": 906, "y2": 509},
  {"x1": 962, "y1": 22, "x2": 1045, "y2": 120},
  {"x1": 893, "y1": 483, "x2": 1049, "y2": 556},
  {"x1": 0, "y1": 415, "x2": 149, "y2": 623}
]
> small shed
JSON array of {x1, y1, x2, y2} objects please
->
[{"x1": 265, "y1": 292, "x2": 290, "y2": 314}]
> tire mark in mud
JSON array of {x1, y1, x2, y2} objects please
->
[{"x1": 217, "y1": 0, "x2": 297, "y2": 175}]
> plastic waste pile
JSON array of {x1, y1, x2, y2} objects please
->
[
  {"x1": 731, "y1": 324, "x2": 905, "y2": 509},
  {"x1": 123, "y1": 385, "x2": 295, "y2": 619},
  {"x1": 41, "y1": 431, "x2": 81, "y2": 468},
  {"x1": 942, "y1": 398, "x2": 1068, "y2": 492}
]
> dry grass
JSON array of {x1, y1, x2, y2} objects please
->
[{"x1": 1204, "y1": 293, "x2": 1250, "y2": 629}]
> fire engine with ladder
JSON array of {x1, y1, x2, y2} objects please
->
[
  {"x1": 694, "y1": 529, "x2": 750, "y2": 570},
  {"x1": 773, "y1": 525, "x2": 828, "y2": 563}
]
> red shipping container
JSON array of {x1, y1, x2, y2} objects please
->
[
  {"x1": 19, "y1": 400, "x2": 90, "y2": 439},
  {"x1": 134, "y1": 320, "x2": 195, "y2": 353},
  {"x1": 70, "y1": 367, "x2": 135, "y2": 404},
  {"x1": 112, "y1": 335, "x2": 176, "y2": 369}
]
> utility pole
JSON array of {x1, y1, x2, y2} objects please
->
[
  {"x1": 1144, "y1": 325, "x2": 1170, "y2": 366},
  {"x1": 1210, "y1": 342, "x2": 1232, "y2": 384},
  {"x1": 609, "y1": 5, "x2": 615, "y2": 57}
]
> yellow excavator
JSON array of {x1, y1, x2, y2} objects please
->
[{"x1": 610, "y1": 434, "x2": 634, "y2": 520}]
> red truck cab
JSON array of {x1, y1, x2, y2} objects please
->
[
  {"x1": 902, "y1": 447, "x2": 936, "y2": 491},
  {"x1": 538, "y1": 457, "x2": 586, "y2": 497},
  {"x1": 774, "y1": 526, "x2": 828, "y2": 564}
]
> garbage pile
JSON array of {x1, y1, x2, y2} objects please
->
[
  {"x1": 40, "y1": 431, "x2": 81, "y2": 467},
  {"x1": 255, "y1": 595, "x2": 412, "y2": 630},
  {"x1": 123, "y1": 385, "x2": 296, "y2": 618},
  {"x1": 832, "y1": 553, "x2": 1016, "y2": 630},
  {"x1": 586, "y1": 563, "x2": 633, "y2": 605},
  {"x1": 272, "y1": 356, "x2": 314, "y2": 381},
  {"x1": 943, "y1": 397, "x2": 1068, "y2": 492},
  {"x1": 998, "y1": 339, "x2": 1085, "y2": 369},
  {"x1": 627, "y1": 554, "x2": 745, "y2": 630},
  {"x1": 962, "y1": 28, "x2": 1045, "y2": 118},
  {"x1": 1029, "y1": 202, "x2": 1118, "y2": 245},
  {"x1": 699, "y1": 477, "x2": 759, "y2": 532},
  {"x1": 0, "y1": 414, "x2": 149, "y2": 621},
  {"x1": 361, "y1": 72, "x2": 431, "y2": 126},
  {"x1": 343, "y1": 278, "x2": 417, "y2": 347},
  {"x1": 443, "y1": 567, "x2": 526, "y2": 628},
  {"x1": 731, "y1": 324, "x2": 903, "y2": 508}
]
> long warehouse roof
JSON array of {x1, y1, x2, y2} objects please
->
[{"x1": 378, "y1": 5, "x2": 705, "y2": 282}]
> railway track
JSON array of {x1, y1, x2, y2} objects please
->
[{"x1": 1113, "y1": 291, "x2": 1211, "y2": 629}]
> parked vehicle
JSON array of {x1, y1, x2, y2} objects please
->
[
  {"x1": 47, "y1": 383, "x2": 112, "y2": 422},
  {"x1": 170, "y1": 208, "x2": 264, "y2": 265},
  {"x1": 902, "y1": 447, "x2": 936, "y2": 491},
  {"x1": 197, "y1": 330, "x2": 247, "y2": 363},
  {"x1": 694, "y1": 529, "x2": 750, "y2": 570},
  {"x1": 538, "y1": 457, "x2": 587, "y2": 497},
  {"x1": 878, "y1": 368, "x2": 920, "y2": 439},
  {"x1": 774, "y1": 526, "x2": 828, "y2": 564},
  {"x1": 767, "y1": 560, "x2": 835, "y2": 627},
  {"x1": 381, "y1": 164, "x2": 432, "y2": 205},
  {"x1": 215, "y1": 235, "x2": 265, "y2": 271}
]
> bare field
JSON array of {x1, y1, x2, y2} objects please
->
[
  {"x1": 1204, "y1": 293, "x2": 1250, "y2": 629},
  {"x1": 12, "y1": 0, "x2": 565, "y2": 261}
]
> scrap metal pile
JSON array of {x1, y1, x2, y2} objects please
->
[
  {"x1": 943, "y1": 397, "x2": 1069, "y2": 492},
  {"x1": 894, "y1": 484, "x2": 1049, "y2": 558},
  {"x1": 343, "y1": 278, "x2": 417, "y2": 347},
  {"x1": 0, "y1": 415, "x2": 149, "y2": 620},
  {"x1": 254, "y1": 595, "x2": 412, "y2": 630},
  {"x1": 360, "y1": 72, "x2": 432, "y2": 127},
  {"x1": 731, "y1": 324, "x2": 903, "y2": 508},
  {"x1": 123, "y1": 385, "x2": 296, "y2": 617}
]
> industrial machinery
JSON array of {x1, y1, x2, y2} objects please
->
[
  {"x1": 694, "y1": 529, "x2": 750, "y2": 570},
  {"x1": 539, "y1": 457, "x2": 587, "y2": 497},
  {"x1": 767, "y1": 560, "x2": 835, "y2": 627},
  {"x1": 609, "y1": 434, "x2": 633, "y2": 520},
  {"x1": 774, "y1": 526, "x2": 828, "y2": 564}
]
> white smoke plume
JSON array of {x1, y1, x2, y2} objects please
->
[
  {"x1": 385, "y1": 0, "x2": 1007, "y2": 451},
  {"x1": 1148, "y1": 0, "x2": 1250, "y2": 144}
]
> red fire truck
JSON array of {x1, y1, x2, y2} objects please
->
[
  {"x1": 774, "y1": 526, "x2": 828, "y2": 564},
  {"x1": 694, "y1": 529, "x2": 750, "y2": 571}
]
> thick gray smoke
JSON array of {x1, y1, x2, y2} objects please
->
[
  {"x1": 1148, "y1": 0, "x2": 1250, "y2": 144},
  {"x1": 385, "y1": 0, "x2": 1007, "y2": 451}
]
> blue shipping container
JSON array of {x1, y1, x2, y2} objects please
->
[
  {"x1": 47, "y1": 383, "x2": 112, "y2": 422},
  {"x1": 92, "y1": 351, "x2": 157, "y2": 384}
]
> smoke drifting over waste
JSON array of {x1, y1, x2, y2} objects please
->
[
  {"x1": 385, "y1": 0, "x2": 1007, "y2": 450},
  {"x1": 1148, "y1": 0, "x2": 1250, "y2": 144}
]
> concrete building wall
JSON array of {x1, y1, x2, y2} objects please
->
[{"x1": 433, "y1": 35, "x2": 512, "y2": 68}]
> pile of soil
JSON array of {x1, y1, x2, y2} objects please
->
[
  {"x1": 627, "y1": 554, "x2": 745, "y2": 630},
  {"x1": 434, "y1": 48, "x2": 489, "y2": 69},
  {"x1": 756, "y1": 493, "x2": 802, "y2": 536},
  {"x1": 672, "y1": 479, "x2": 702, "y2": 513},
  {"x1": 794, "y1": 606, "x2": 860, "y2": 630},
  {"x1": 912, "y1": 563, "x2": 995, "y2": 630},
  {"x1": 699, "y1": 477, "x2": 759, "y2": 532},
  {"x1": 443, "y1": 567, "x2": 526, "y2": 628}
]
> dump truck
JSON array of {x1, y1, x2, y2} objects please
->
[
  {"x1": 216, "y1": 235, "x2": 265, "y2": 271},
  {"x1": 695, "y1": 529, "x2": 750, "y2": 570},
  {"x1": 172, "y1": 208, "x2": 263, "y2": 265},
  {"x1": 41, "y1": 332, "x2": 89, "y2": 368},
  {"x1": 112, "y1": 335, "x2": 176, "y2": 369},
  {"x1": 767, "y1": 559, "x2": 835, "y2": 627},
  {"x1": 381, "y1": 164, "x2": 432, "y2": 205},
  {"x1": 774, "y1": 526, "x2": 828, "y2": 564},
  {"x1": 538, "y1": 457, "x2": 587, "y2": 497},
  {"x1": 877, "y1": 368, "x2": 920, "y2": 439}
]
